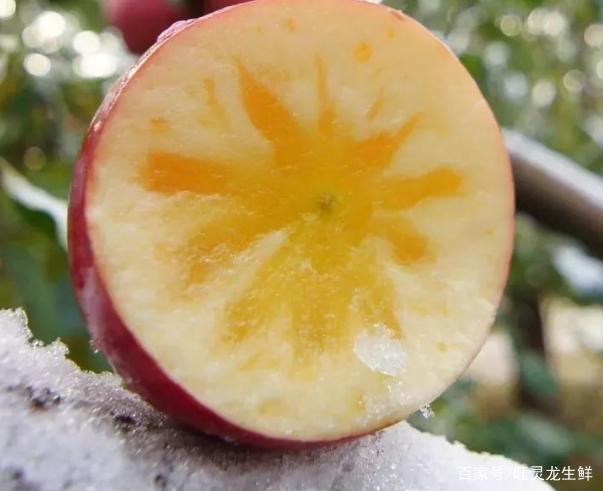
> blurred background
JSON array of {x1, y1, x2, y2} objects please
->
[{"x1": 0, "y1": 0, "x2": 602, "y2": 489}]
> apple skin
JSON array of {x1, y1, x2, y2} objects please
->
[
  {"x1": 70, "y1": 1, "x2": 514, "y2": 449},
  {"x1": 205, "y1": 0, "x2": 251, "y2": 13}
]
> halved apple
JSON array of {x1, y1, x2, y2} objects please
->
[{"x1": 69, "y1": 0, "x2": 514, "y2": 448}]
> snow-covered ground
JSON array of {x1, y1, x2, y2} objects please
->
[{"x1": 0, "y1": 310, "x2": 551, "y2": 491}]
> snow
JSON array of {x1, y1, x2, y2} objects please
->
[
  {"x1": 419, "y1": 405, "x2": 435, "y2": 419},
  {"x1": 0, "y1": 309, "x2": 552, "y2": 491}
]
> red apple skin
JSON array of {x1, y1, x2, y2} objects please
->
[
  {"x1": 70, "y1": 1, "x2": 514, "y2": 449},
  {"x1": 103, "y1": 0, "x2": 193, "y2": 54},
  {"x1": 204, "y1": 0, "x2": 251, "y2": 13}
]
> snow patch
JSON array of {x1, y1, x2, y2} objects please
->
[{"x1": 0, "y1": 309, "x2": 552, "y2": 491}]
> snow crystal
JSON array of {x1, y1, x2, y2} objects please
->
[
  {"x1": 419, "y1": 405, "x2": 435, "y2": 419},
  {"x1": 0, "y1": 309, "x2": 552, "y2": 491}
]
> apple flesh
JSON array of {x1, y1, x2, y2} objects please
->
[{"x1": 70, "y1": 0, "x2": 514, "y2": 448}]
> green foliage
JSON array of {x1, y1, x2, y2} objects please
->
[
  {"x1": 411, "y1": 381, "x2": 603, "y2": 471},
  {"x1": 0, "y1": 0, "x2": 111, "y2": 370}
]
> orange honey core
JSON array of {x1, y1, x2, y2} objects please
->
[{"x1": 138, "y1": 61, "x2": 464, "y2": 358}]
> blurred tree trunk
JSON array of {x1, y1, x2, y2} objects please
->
[{"x1": 514, "y1": 291, "x2": 558, "y2": 414}]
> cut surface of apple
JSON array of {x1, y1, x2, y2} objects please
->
[{"x1": 69, "y1": 0, "x2": 514, "y2": 447}]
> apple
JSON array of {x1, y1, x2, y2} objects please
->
[
  {"x1": 70, "y1": 0, "x2": 514, "y2": 448},
  {"x1": 103, "y1": 0, "x2": 193, "y2": 54},
  {"x1": 205, "y1": 0, "x2": 251, "y2": 13},
  {"x1": 104, "y1": 0, "x2": 251, "y2": 54}
]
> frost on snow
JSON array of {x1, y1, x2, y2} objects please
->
[{"x1": 0, "y1": 310, "x2": 551, "y2": 491}]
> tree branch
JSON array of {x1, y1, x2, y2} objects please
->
[{"x1": 506, "y1": 130, "x2": 603, "y2": 258}]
